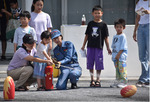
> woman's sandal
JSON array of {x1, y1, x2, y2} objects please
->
[
  {"x1": 15, "y1": 86, "x2": 28, "y2": 91},
  {"x1": 95, "y1": 81, "x2": 101, "y2": 87},
  {"x1": 90, "y1": 80, "x2": 95, "y2": 87},
  {"x1": 37, "y1": 86, "x2": 45, "y2": 91}
]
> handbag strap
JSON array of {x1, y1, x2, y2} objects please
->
[{"x1": 28, "y1": 27, "x2": 31, "y2": 34}]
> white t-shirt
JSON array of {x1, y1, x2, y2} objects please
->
[
  {"x1": 135, "y1": 0, "x2": 150, "y2": 24},
  {"x1": 35, "y1": 42, "x2": 48, "y2": 60},
  {"x1": 13, "y1": 26, "x2": 37, "y2": 46},
  {"x1": 29, "y1": 12, "x2": 52, "y2": 43}
]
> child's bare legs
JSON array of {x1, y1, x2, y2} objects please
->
[
  {"x1": 96, "y1": 70, "x2": 101, "y2": 82},
  {"x1": 95, "y1": 70, "x2": 101, "y2": 87},
  {"x1": 89, "y1": 69, "x2": 102, "y2": 81},
  {"x1": 89, "y1": 69, "x2": 94, "y2": 81},
  {"x1": 37, "y1": 78, "x2": 42, "y2": 88},
  {"x1": 89, "y1": 69, "x2": 95, "y2": 86},
  {"x1": 37, "y1": 78, "x2": 45, "y2": 91},
  {"x1": 41, "y1": 79, "x2": 45, "y2": 87},
  {"x1": 37, "y1": 78, "x2": 45, "y2": 87}
]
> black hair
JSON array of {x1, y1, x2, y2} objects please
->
[
  {"x1": 92, "y1": 5, "x2": 102, "y2": 12},
  {"x1": 60, "y1": 35, "x2": 63, "y2": 40},
  {"x1": 136, "y1": 0, "x2": 139, "y2": 4},
  {"x1": 31, "y1": 0, "x2": 44, "y2": 12},
  {"x1": 9, "y1": 0, "x2": 18, "y2": 4},
  {"x1": 22, "y1": 43, "x2": 34, "y2": 68},
  {"x1": 22, "y1": 44, "x2": 27, "y2": 51},
  {"x1": 114, "y1": 18, "x2": 126, "y2": 28},
  {"x1": 19, "y1": 11, "x2": 31, "y2": 19},
  {"x1": 41, "y1": 31, "x2": 51, "y2": 40}
]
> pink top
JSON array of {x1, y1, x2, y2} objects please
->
[{"x1": 29, "y1": 12, "x2": 52, "y2": 43}]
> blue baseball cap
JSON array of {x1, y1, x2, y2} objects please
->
[{"x1": 51, "y1": 29, "x2": 61, "y2": 39}]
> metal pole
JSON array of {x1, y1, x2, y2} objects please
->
[
  {"x1": 61, "y1": 0, "x2": 68, "y2": 24},
  {"x1": 148, "y1": 0, "x2": 150, "y2": 63}
]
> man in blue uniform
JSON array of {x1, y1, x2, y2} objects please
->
[{"x1": 51, "y1": 29, "x2": 82, "y2": 90}]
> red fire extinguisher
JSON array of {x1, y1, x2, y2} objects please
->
[{"x1": 45, "y1": 66, "x2": 53, "y2": 90}]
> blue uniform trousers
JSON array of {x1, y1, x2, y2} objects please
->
[{"x1": 56, "y1": 63, "x2": 82, "y2": 90}]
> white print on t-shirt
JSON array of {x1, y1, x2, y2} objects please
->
[
  {"x1": 99, "y1": 58, "x2": 103, "y2": 62},
  {"x1": 112, "y1": 37, "x2": 118, "y2": 53},
  {"x1": 92, "y1": 27, "x2": 99, "y2": 38}
]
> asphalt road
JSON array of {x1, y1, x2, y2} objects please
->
[
  {"x1": 0, "y1": 56, "x2": 149, "y2": 102},
  {"x1": 0, "y1": 80, "x2": 149, "y2": 102}
]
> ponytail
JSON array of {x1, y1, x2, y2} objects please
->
[
  {"x1": 31, "y1": 4, "x2": 34, "y2": 12},
  {"x1": 22, "y1": 44, "x2": 27, "y2": 52}
]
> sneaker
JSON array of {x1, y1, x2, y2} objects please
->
[
  {"x1": 143, "y1": 82, "x2": 150, "y2": 88},
  {"x1": 110, "y1": 80, "x2": 119, "y2": 88},
  {"x1": 117, "y1": 83, "x2": 127, "y2": 88},
  {"x1": 136, "y1": 81, "x2": 144, "y2": 87},
  {"x1": 71, "y1": 83, "x2": 78, "y2": 89}
]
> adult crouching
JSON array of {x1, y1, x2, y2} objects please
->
[
  {"x1": 7, "y1": 34, "x2": 52, "y2": 91},
  {"x1": 51, "y1": 29, "x2": 82, "y2": 90}
]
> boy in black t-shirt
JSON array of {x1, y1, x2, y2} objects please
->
[{"x1": 81, "y1": 5, "x2": 112, "y2": 87}]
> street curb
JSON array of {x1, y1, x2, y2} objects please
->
[{"x1": 0, "y1": 77, "x2": 138, "y2": 83}]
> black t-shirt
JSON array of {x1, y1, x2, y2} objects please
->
[{"x1": 85, "y1": 21, "x2": 109, "y2": 49}]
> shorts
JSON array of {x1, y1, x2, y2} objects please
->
[{"x1": 87, "y1": 47, "x2": 104, "y2": 70}]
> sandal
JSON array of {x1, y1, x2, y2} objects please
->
[
  {"x1": 37, "y1": 86, "x2": 45, "y2": 91},
  {"x1": 90, "y1": 80, "x2": 95, "y2": 87},
  {"x1": 15, "y1": 86, "x2": 28, "y2": 91},
  {"x1": 95, "y1": 81, "x2": 101, "y2": 87}
]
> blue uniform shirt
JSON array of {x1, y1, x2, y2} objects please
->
[{"x1": 53, "y1": 41, "x2": 78, "y2": 65}]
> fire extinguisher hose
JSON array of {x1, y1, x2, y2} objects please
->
[{"x1": 55, "y1": 65, "x2": 81, "y2": 72}]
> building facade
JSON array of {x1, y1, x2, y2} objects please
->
[{"x1": 20, "y1": 0, "x2": 136, "y2": 29}]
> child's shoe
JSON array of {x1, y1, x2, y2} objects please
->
[
  {"x1": 110, "y1": 80, "x2": 119, "y2": 88},
  {"x1": 90, "y1": 80, "x2": 95, "y2": 87},
  {"x1": 136, "y1": 81, "x2": 144, "y2": 87},
  {"x1": 95, "y1": 81, "x2": 101, "y2": 87},
  {"x1": 142, "y1": 82, "x2": 150, "y2": 88},
  {"x1": 117, "y1": 83, "x2": 127, "y2": 88}
]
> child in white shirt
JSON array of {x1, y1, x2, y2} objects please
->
[
  {"x1": 13, "y1": 11, "x2": 37, "y2": 52},
  {"x1": 33, "y1": 31, "x2": 53, "y2": 91}
]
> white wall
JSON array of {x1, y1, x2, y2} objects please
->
[
  {"x1": 0, "y1": 25, "x2": 141, "y2": 79},
  {"x1": 21, "y1": 0, "x2": 33, "y2": 12},
  {"x1": 61, "y1": 25, "x2": 141, "y2": 79}
]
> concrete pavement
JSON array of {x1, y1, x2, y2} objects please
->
[
  {"x1": 0, "y1": 55, "x2": 149, "y2": 102},
  {"x1": 0, "y1": 80, "x2": 149, "y2": 102}
]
